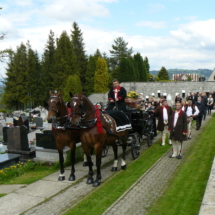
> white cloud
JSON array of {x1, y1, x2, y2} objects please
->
[
  {"x1": 148, "y1": 3, "x2": 165, "y2": 13},
  {"x1": 136, "y1": 21, "x2": 166, "y2": 29}
]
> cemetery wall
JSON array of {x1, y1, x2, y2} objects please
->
[{"x1": 88, "y1": 81, "x2": 215, "y2": 103}]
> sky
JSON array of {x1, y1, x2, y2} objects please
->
[{"x1": 1, "y1": 0, "x2": 215, "y2": 76}]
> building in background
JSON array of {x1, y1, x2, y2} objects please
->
[{"x1": 172, "y1": 73, "x2": 198, "y2": 81}]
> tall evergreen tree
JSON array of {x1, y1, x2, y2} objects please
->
[
  {"x1": 94, "y1": 57, "x2": 109, "y2": 93},
  {"x1": 52, "y1": 31, "x2": 74, "y2": 90},
  {"x1": 109, "y1": 37, "x2": 133, "y2": 70},
  {"x1": 157, "y1": 66, "x2": 169, "y2": 80},
  {"x1": 41, "y1": 30, "x2": 56, "y2": 101},
  {"x1": 71, "y1": 22, "x2": 87, "y2": 89},
  {"x1": 129, "y1": 57, "x2": 139, "y2": 81},
  {"x1": 143, "y1": 57, "x2": 150, "y2": 75},
  {"x1": 94, "y1": 49, "x2": 102, "y2": 58},
  {"x1": 85, "y1": 55, "x2": 97, "y2": 96},
  {"x1": 134, "y1": 53, "x2": 147, "y2": 81},
  {"x1": 62, "y1": 75, "x2": 82, "y2": 101}
]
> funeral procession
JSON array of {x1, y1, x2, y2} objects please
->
[{"x1": 1, "y1": 1, "x2": 215, "y2": 215}]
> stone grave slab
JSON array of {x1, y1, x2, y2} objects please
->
[
  {"x1": 34, "y1": 117, "x2": 43, "y2": 128},
  {"x1": 6, "y1": 117, "x2": 13, "y2": 123},
  {"x1": 36, "y1": 132, "x2": 56, "y2": 149},
  {"x1": 0, "y1": 120, "x2": 6, "y2": 136},
  {"x1": 2, "y1": 127, "x2": 10, "y2": 145},
  {"x1": 0, "y1": 153, "x2": 20, "y2": 170}
]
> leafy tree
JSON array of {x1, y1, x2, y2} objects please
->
[
  {"x1": 52, "y1": 31, "x2": 74, "y2": 90},
  {"x1": 62, "y1": 75, "x2": 82, "y2": 101},
  {"x1": 41, "y1": 30, "x2": 56, "y2": 101},
  {"x1": 157, "y1": 66, "x2": 169, "y2": 80},
  {"x1": 71, "y1": 22, "x2": 87, "y2": 88},
  {"x1": 134, "y1": 53, "x2": 147, "y2": 81},
  {"x1": 94, "y1": 57, "x2": 109, "y2": 93},
  {"x1": 85, "y1": 55, "x2": 97, "y2": 96},
  {"x1": 109, "y1": 37, "x2": 133, "y2": 70}
]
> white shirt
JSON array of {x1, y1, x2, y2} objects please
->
[
  {"x1": 163, "y1": 107, "x2": 168, "y2": 120},
  {"x1": 173, "y1": 111, "x2": 179, "y2": 127},
  {"x1": 182, "y1": 105, "x2": 199, "y2": 117}
]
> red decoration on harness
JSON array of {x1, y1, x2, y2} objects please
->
[
  {"x1": 67, "y1": 107, "x2": 72, "y2": 119},
  {"x1": 95, "y1": 107, "x2": 103, "y2": 134}
]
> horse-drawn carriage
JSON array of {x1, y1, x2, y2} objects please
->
[{"x1": 46, "y1": 91, "x2": 156, "y2": 187}]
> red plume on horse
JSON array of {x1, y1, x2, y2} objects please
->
[
  {"x1": 45, "y1": 90, "x2": 80, "y2": 181},
  {"x1": 69, "y1": 92, "x2": 131, "y2": 187}
]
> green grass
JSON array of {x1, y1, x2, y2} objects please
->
[
  {"x1": 0, "y1": 194, "x2": 7, "y2": 198},
  {"x1": 147, "y1": 114, "x2": 215, "y2": 215},
  {"x1": 63, "y1": 140, "x2": 171, "y2": 215},
  {"x1": 0, "y1": 161, "x2": 59, "y2": 185}
]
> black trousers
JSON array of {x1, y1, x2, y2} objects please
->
[{"x1": 196, "y1": 115, "x2": 203, "y2": 129}]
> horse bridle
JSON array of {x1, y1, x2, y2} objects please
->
[{"x1": 48, "y1": 95, "x2": 61, "y2": 114}]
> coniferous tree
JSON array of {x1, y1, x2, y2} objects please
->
[
  {"x1": 129, "y1": 57, "x2": 139, "y2": 81},
  {"x1": 109, "y1": 37, "x2": 133, "y2": 70},
  {"x1": 94, "y1": 57, "x2": 109, "y2": 93},
  {"x1": 71, "y1": 22, "x2": 87, "y2": 89},
  {"x1": 134, "y1": 53, "x2": 147, "y2": 81},
  {"x1": 94, "y1": 49, "x2": 102, "y2": 58},
  {"x1": 143, "y1": 57, "x2": 150, "y2": 76},
  {"x1": 52, "y1": 31, "x2": 74, "y2": 90},
  {"x1": 157, "y1": 66, "x2": 169, "y2": 80},
  {"x1": 62, "y1": 75, "x2": 82, "y2": 102},
  {"x1": 85, "y1": 55, "x2": 97, "y2": 96},
  {"x1": 41, "y1": 30, "x2": 56, "y2": 101}
]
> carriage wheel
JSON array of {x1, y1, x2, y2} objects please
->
[
  {"x1": 102, "y1": 145, "x2": 109, "y2": 158},
  {"x1": 147, "y1": 135, "x2": 153, "y2": 147},
  {"x1": 131, "y1": 138, "x2": 140, "y2": 160}
]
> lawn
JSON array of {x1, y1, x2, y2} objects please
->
[
  {"x1": 147, "y1": 114, "x2": 215, "y2": 215},
  {"x1": 63, "y1": 140, "x2": 171, "y2": 215}
]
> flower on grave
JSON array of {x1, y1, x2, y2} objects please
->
[{"x1": 127, "y1": 91, "x2": 139, "y2": 98}]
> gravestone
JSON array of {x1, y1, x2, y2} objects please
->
[
  {"x1": 0, "y1": 120, "x2": 6, "y2": 136},
  {"x1": 2, "y1": 127, "x2": 10, "y2": 145},
  {"x1": 7, "y1": 126, "x2": 29, "y2": 151},
  {"x1": 34, "y1": 117, "x2": 43, "y2": 128},
  {"x1": 6, "y1": 117, "x2": 13, "y2": 124},
  {"x1": 6, "y1": 126, "x2": 36, "y2": 161},
  {"x1": 36, "y1": 132, "x2": 56, "y2": 149}
]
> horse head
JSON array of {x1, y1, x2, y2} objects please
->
[
  {"x1": 46, "y1": 90, "x2": 62, "y2": 123},
  {"x1": 69, "y1": 92, "x2": 85, "y2": 126}
]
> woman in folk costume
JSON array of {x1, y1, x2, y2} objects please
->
[
  {"x1": 154, "y1": 99, "x2": 173, "y2": 145},
  {"x1": 207, "y1": 95, "x2": 214, "y2": 115},
  {"x1": 169, "y1": 102, "x2": 187, "y2": 159}
]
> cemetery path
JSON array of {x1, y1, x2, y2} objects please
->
[
  {"x1": 0, "y1": 133, "x2": 157, "y2": 215},
  {"x1": 0, "y1": 113, "x2": 212, "y2": 215}
]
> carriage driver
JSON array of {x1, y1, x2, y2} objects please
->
[{"x1": 106, "y1": 79, "x2": 127, "y2": 111}]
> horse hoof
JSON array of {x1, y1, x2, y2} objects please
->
[
  {"x1": 83, "y1": 162, "x2": 88, "y2": 166},
  {"x1": 58, "y1": 176, "x2": 65, "y2": 181},
  {"x1": 111, "y1": 167, "x2": 118, "y2": 172},
  {"x1": 92, "y1": 181, "x2": 100, "y2": 187},
  {"x1": 86, "y1": 178, "x2": 94, "y2": 184},
  {"x1": 68, "y1": 175, "x2": 76, "y2": 181},
  {"x1": 121, "y1": 165, "x2": 127, "y2": 170}
]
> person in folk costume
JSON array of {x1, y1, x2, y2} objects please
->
[
  {"x1": 175, "y1": 94, "x2": 182, "y2": 104},
  {"x1": 106, "y1": 79, "x2": 127, "y2": 111},
  {"x1": 182, "y1": 100, "x2": 199, "y2": 139},
  {"x1": 207, "y1": 94, "x2": 214, "y2": 115},
  {"x1": 168, "y1": 102, "x2": 187, "y2": 159},
  {"x1": 195, "y1": 97, "x2": 205, "y2": 130},
  {"x1": 154, "y1": 99, "x2": 173, "y2": 145}
]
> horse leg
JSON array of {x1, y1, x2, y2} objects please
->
[
  {"x1": 121, "y1": 142, "x2": 127, "y2": 170},
  {"x1": 83, "y1": 154, "x2": 88, "y2": 166},
  {"x1": 111, "y1": 144, "x2": 118, "y2": 172},
  {"x1": 58, "y1": 149, "x2": 65, "y2": 181},
  {"x1": 68, "y1": 143, "x2": 76, "y2": 181},
  {"x1": 86, "y1": 149, "x2": 94, "y2": 184},
  {"x1": 93, "y1": 144, "x2": 102, "y2": 187}
]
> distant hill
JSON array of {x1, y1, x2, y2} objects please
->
[{"x1": 150, "y1": 69, "x2": 213, "y2": 80}]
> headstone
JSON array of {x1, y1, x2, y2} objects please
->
[
  {"x1": 13, "y1": 116, "x2": 29, "y2": 131},
  {"x1": 6, "y1": 117, "x2": 13, "y2": 123},
  {"x1": 2, "y1": 127, "x2": 10, "y2": 144},
  {"x1": 36, "y1": 132, "x2": 56, "y2": 149},
  {"x1": 7, "y1": 126, "x2": 29, "y2": 151},
  {"x1": 0, "y1": 120, "x2": 6, "y2": 136},
  {"x1": 34, "y1": 117, "x2": 43, "y2": 128}
]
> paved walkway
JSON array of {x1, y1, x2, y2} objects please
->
[
  {"x1": 0, "y1": 135, "x2": 155, "y2": 215},
  {"x1": 102, "y1": 114, "x2": 213, "y2": 215}
]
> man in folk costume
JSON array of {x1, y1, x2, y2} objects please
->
[
  {"x1": 182, "y1": 100, "x2": 199, "y2": 139},
  {"x1": 169, "y1": 102, "x2": 187, "y2": 159},
  {"x1": 155, "y1": 100, "x2": 173, "y2": 145},
  {"x1": 106, "y1": 79, "x2": 127, "y2": 111}
]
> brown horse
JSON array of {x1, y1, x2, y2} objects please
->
[
  {"x1": 46, "y1": 90, "x2": 80, "y2": 181},
  {"x1": 70, "y1": 93, "x2": 130, "y2": 187}
]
